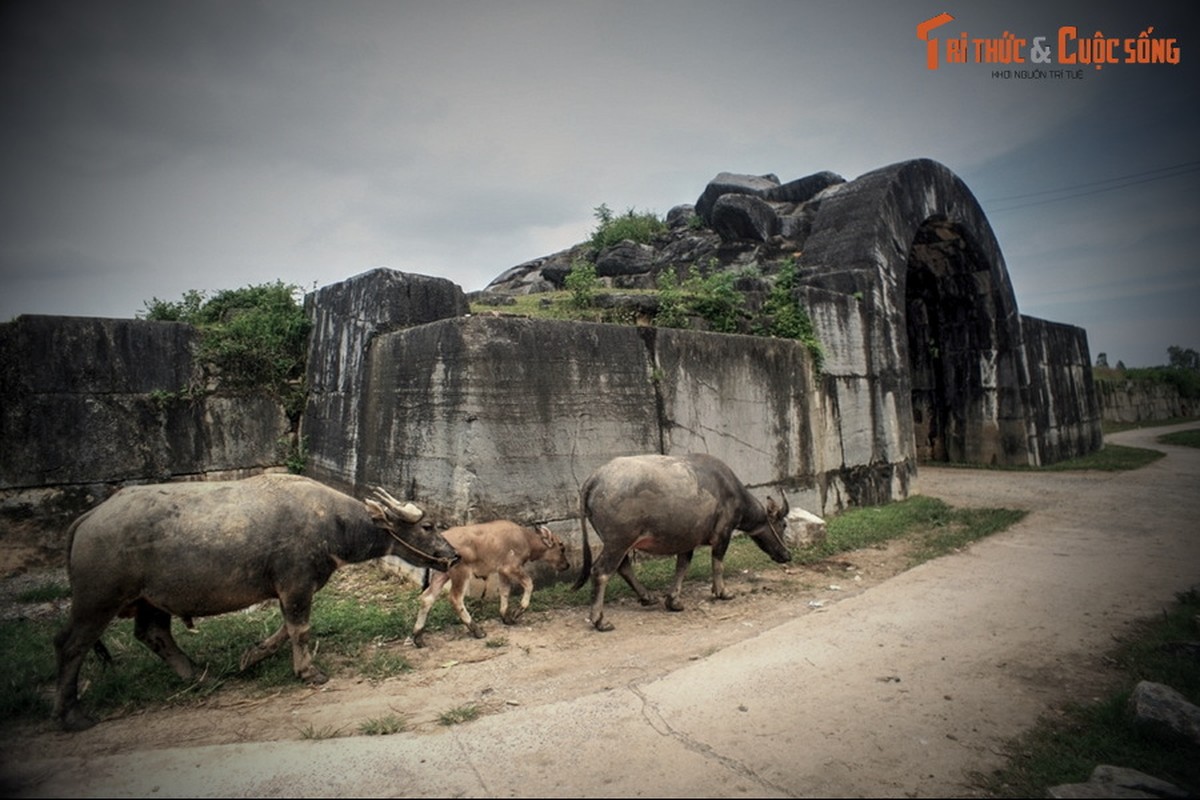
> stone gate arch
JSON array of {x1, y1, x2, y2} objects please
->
[{"x1": 796, "y1": 158, "x2": 1045, "y2": 468}]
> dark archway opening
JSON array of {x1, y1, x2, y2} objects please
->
[{"x1": 905, "y1": 218, "x2": 1011, "y2": 464}]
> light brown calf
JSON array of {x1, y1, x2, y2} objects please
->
[{"x1": 411, "y1": 521, "x2": 571, "y2": 647}]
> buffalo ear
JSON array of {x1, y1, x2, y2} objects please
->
[
  {"x1": 364, "y1": 498, "x2": 388, "y2": 525},
  {"x1": 764, "y1": 493, "x2": 790, "y2": 519}
]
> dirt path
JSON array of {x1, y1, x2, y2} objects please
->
[{"x1": 2, "y1": 422, "x2": 1198, "y2": 798}]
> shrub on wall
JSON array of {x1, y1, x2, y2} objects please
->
[{"x1": 140, "y1": 281, "x2": 311, "y2": 419}]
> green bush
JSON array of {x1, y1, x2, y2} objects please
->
[
  {"x1": 588, "y1": 203, "x2": 667, "y2": 252},
  {"x1": 654, "y1": 269, "x2": 690, "y2": 328},
  {"x1": 564, "y1": 258, "x2": 599, "y2": 309},
  {"x1": 141, "y1": 281, "x2": 311, "y2": 411},
  {"x1": 1121, "y1": 366, "x2": 1200, "y2": 400},
  {"x1": 682, "y1": 264, "x2": 743, "y2": 334},
  {"x1": 753, "y1": 260, "x2": 824, "y2": 370}
]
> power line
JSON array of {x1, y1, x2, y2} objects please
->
[{"x1": 982, "y1": 160, "x2": 1200, "y2": 213}]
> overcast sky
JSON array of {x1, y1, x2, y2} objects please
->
[{"x1": 2, "y1": 1, "x2": 1196, "y2": 367}]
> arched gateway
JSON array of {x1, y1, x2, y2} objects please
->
[{"x1": 795, "y1": 158, "x2": 1100, "y2": 468}]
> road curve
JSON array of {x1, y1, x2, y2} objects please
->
[{"x1": 4, "y1": 423, "x2": 1198, "y2": 798}]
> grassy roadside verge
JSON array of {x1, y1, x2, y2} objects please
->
[
  {"x1": 975, "y1": 587, "x2": 1200, "y2": 797},
  {"x1": 975, "y1": 423, "x2": 1200, "y2": 796}
]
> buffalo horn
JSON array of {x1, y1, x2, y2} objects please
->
[{"x1": 371, "y1": 486, "x2": 425, "y2": 523}]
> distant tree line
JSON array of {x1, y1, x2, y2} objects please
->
[{"x1": 1094, "y1": 345, "x2": 1200, "y2": 400}]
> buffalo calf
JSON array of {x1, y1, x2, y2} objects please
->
[{"x1": 411, "y1": 521, "x2": 570, "y2": 647}]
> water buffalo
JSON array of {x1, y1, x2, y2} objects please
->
[
  {"x1": 572, "y1": 453, "x2": 792, "y2": 631},
  {"x1": 410, "y1": 521, "x2": 571, "y2": 647},
  {"x1": 53, "y1": 473, "x2": 460, "y2": 731}
]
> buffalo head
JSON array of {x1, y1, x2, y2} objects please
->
[
  {"x1": 747, "y1": 492, "x2": 792, "y2": 564},
  {"x1": 365, "y1": 486, "x2": 460, "y2": 572}
]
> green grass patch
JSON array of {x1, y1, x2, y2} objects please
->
[
  {"x1": 438, "y1": 703, "x2": 480, "y2": 726},
  {"x1": 297, "y1": 722, "x2": 345, "y2": 740},
  {"x1": 14, "y1": 583, "x2": 71, "y2": 603},
  {"x1": 977, "y1": 587, "x2": 1200, "y2": 798},
  {"x1": 804, "y1": 496, "x2": 1026, "y2": 567},
  {"x1": 1157, "y1": 428, "x2": 1200, "y2": 448},
  {"x1": 359, "y1": 713, "x2": 408, "y2": 735},
  {"x1": 934, "y1": 443, "x2": 1165, "y2": 472}
]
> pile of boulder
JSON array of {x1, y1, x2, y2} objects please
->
[{"x1": 477, "y1": 170, "x2": 847, "y2": 300}]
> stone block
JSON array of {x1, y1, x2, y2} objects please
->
[{"x1": 785, "y1": 507, "x2": 827, "y2": 549}]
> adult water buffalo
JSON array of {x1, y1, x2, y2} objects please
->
[
  {"x1": 572, "y1": 453, "x2": 792, "y2": 631},
  {"x1": 53, "y1": 473, "x2": 460, "y2": 732}
]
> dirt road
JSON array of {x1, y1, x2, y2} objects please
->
[{"x1": 3, "y1": 423, "x2": 1198, "y2": 798}]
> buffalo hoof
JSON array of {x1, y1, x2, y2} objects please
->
[
  {"x1": 714, "y1": 590, "x2": 735, "y2": 601},
  {"x1": 299, "y1": 667, "x2": 329, "y2": 685},
  {"x1": 502, "y1": 609, "x2": 526, "y2": 625},
  {"x1": 638, "y1": 595, "x2": 658, "y2": 607},
  {"x1": 665, "y1": 597, "x2": 685, "y2": 612},
  {"x1": 411, "y1": 632, "x2": 427, "y2": 649},
  {"x1": 58, "y1": 707, "x2": 97, "y2": 732},
  {"x1": 592, "y1": 619, "x2": 614, "y2": 632},
  {"x1": 468, "y1": 623, "x2": 487, "y2": 639}
]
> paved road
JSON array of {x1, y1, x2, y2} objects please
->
[{"x1": 6, "y1": 423, "x2": 1199, "y2": 798}]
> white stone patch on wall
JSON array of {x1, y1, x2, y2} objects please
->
[
  {"x1": 834, "y1": 376, "x2": 876, "y2": 467},
  {"x1": 875, "y1": 389, "x2": 907, "y2": 463},
  {"x1": 811, "y1": 300, "x2": 868, "y2": 375}
]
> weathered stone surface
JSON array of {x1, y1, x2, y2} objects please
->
[
  {"x1": 763, "y1": 170, "x2": 845, "y2": 204},
  {"x1": 0, "y1": 316, "x2": 288, "y2": 490},
  {"x1": 778, "y1": 209, "x2": 814, "y2": 243},
  {"x1": 695, "y1": 171, "x2": 781, "y2": 224},
  {"x1": 478, "y1": 158, "x2": 1103, "y2": 470},
  {"x1": 711, "y1": 194, "x2": 780, "y2": 242},
  {"x1": 665, "y1": 204, "x2": 696, "y2": 230},
  {"x1": 302, "y1": 268, "x2": 467, "y2": 488},
  {"x1": 1047, "y1": 764, "x2": 1192, "y2": 799},
  {"x1": 354, "y1": 316, "x2": 661, "y2": 525},
  {"x1": 0, "y1": 314, "x2": 198, "y2": 395},
  {"x1": 796, "y1": 158, "x2": 1101, "y2": 467},
  {"x1": 1127, "y1": 680, "x2": 1200, "y2": 746},
  {"x1": 1022, "y1": 315, "x2": 1104, "y2": 465},
  {"x1": 594, "y1": 240, "x2": 656, "y2": 277},
  {"x1": 1096, "y1": 378, "x2": 1194, "y2": 424},
  {"x1": 785, "y1": 507, "x2": 827, "y2": 548}
]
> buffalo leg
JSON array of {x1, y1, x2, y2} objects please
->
[
  {"x1": 710, "y1": 541, "x2": 733, "y2": 600},
  {"x1": 615, "y1": 554, "x2": 656, "y2": 606},
  {"x1": 589, "y1": 548, "x2": 652, "y2": 632},
  {"x1": 447, "y1": 573, "x2": 486, "y2": 639},
  {"x1": 278, "y1": 592, "x2": 327, "y2": 684},
  {"x1": 498, "y1": 566, "x2": 533, "y2": 624},
  {"x1": 411, "y1": 570, "x2": 452, "y2": 647},
  {"x1": 53, "y1": 610, "x2": 118, "y2": 731},
  {"x1": 587, "y1": 571, "x2": 615, "y2": 632},
  {"x1": 665, "y1": 551, "x2": 695, "y2": 611},
  {"x1": 239, "y1": 623, "x2": 290, "y2": 671},
  {"x1": 133, "y1": 601, "x2": 196, "y2": 681}
]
